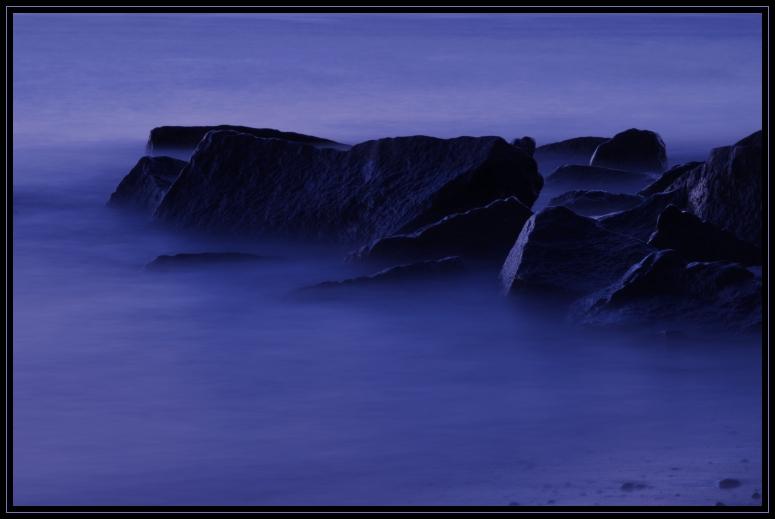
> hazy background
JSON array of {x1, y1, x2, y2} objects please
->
[{"x1": 13, "y1": 13, "x2": 762, "y2": 149}]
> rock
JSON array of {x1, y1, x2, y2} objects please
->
[
  {"x1": 547, "y1": 190, "x2": 644, "y2": 217},
  {"x1": 146, "y1": 125, "x2": 343, "y2": 155},
  {"x1": 511, "y1": 136, "x2": 536, "y2": 156},
  {"x1": 146, "y1": 252, "x2": 274, "y2": 271},
  {"x1": 534, "y1": 136, "x2": 608, "y2": 174},
  {"x1": 620, "y1": 482, "x2": 648, "y2": 491},
  {"x1": 545, "y1": 165, "x2": 654, "y2": 193},
  {"x1": 573, "y1": 250, "x2": 762, "y2": 331},
  {"x1": 107, "y1": 156, "x2": 187, "y2": 214},
  {"x1": 306, "y1": 256, "x2": 465, "y2": 290},
  {"x1": 590, "y1": 128, "x2": 668, "y2": 173},
  {"x1": 718, "y1": 479, "x2": 742, "y2": 489},
  {"x1": 351, "y1": 197, "x2": 532, "y2": 266},
  {"x1": 639, "y1": 161, "x2": 703, "y2": 196},
  {"x1": 500, "y1": 206, "x2": 653, "y2": 296},
  {"x1": 752, "y1": 492, "x2": 761, "y2": 499},
  {"x1": 155, "y1": 131, "x2": 543, "y2": 244},
  {"x1": 648, "y1": 205, "x2": 761, "y2": 264},
  {"x1": 598, "y1": 189, "x2": 688, "y2": 241}
]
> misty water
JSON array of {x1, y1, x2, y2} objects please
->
[{"x1": 12, "y1": 142, "x2": 762, "y2": 506}]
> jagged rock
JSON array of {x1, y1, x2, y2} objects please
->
[
  {"x1": 146, "y1": 252, "x2": 274, "y2": 271},
  {"x1": 648, "y1": 205, "x2": 761, "y2": 264},
  {"x1": 351, "y1": 197, "x2": 532, "y2": 265},
  {"x1": 534, "y1": 136, "x2": 608, "y2": 174},
  {"x1": 573, "y1": 250, "x2": 761, "y2": 331},
  {"x1": 146, "y1": 125, "x2": 342, "y2": 155},
  {"x1": 108, "y1": 156, "x2": 187, "y2": 214},
  {"x1": 306, "y1": 256, "x2": 465, "y2": 290},
  {"x1": 545, "y1": 165, "x2": 653, "y2": 193},
  {"x1": 511, "y1": 136, "x2": 536, "y2": 156},
  {"x1": 500, "y1": 206, "x2": 653, "y2": 296},
  {"x1": 590, "y1": 128, "x2": 668, "y2": 173},
  {"x1": 155, "y1": 131, "x2": 543, "y2": 244},
  {"x1": 547, "y1": 190, "x2": 644, "y2": 217},
  {"x1": 598, "y1": 189, "x2": 688, "y2": 241},
  {"x1": 639, "y1": 161, "x2": 703, "y2": 196}
]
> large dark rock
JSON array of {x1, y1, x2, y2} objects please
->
[
  {"x1": 306, "y1": 256, "x2": 466, "y2": 290},
  {"x1": 155, "y1": 131, "x2": 544, "y2": 244},
  {"x1": 534, "y1": 136, "x2": 608, "y2": 174},
  {"x1": 146, "y1": 125, "x2": 342, "y2": 155},
  {"x1": 351, "y1": 197, "x2": 532, "y2": 265},
  {"x1": 511, "y1": 136, "x2": 536, "y2": 157},
  {"x1": 590, "y1": 128, "x2": 668, "y2": 173},
  {"x1": 573, "y1": 250, "x2": 761, "y2": 331},
  {"x1": 598, "y1": 189, "x2": 688, "y2": 241},
  {"x1": 648, "y1": 205, "x2": 761, "y2": 264},
  {"x1": 639, "y1": 161, "x2": 703, "y2": 197},
  {"x1": 146, "y1": 252, "x2": 275, "y2": 271},
  {"x1": 108, "y1": 156, "x2": 187, "y2": 214},
  {"x1": 547, "y1": 190, "x2": 644, "y2": 217},
  {"x1": 500, "y1": 206, "x2": 652, "y2": 296},
  {"x1": 545, "y1": 165, "x2": 654, "y2": 193}
]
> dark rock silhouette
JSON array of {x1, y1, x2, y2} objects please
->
[
  {"x1": 648, "y1": 205, "x2": 761, "y2": 264},
  {"x1": 718, "y1": 479, "x2": 742, "y2": 489},
  {"x1": 598, "y1": 189, "x2": 688, "y2": 241},
  {"x1": 639, "y1": 161, "x2": 703, "y2": 197},
  {"x1": 108, "y1": 156, "x2": 187, "y2": 214},
  {"x1": 155, "y1": 131, "x2": 543, "y2": 244},
  {"x1": 573, "y1": 250, "x2": 761, "y2": 331},
  {"x1": 500, "y1": 206, "x2": 652, "y2": 296},
  {"x1": 146, "y1": 125, "x2": 342, "y2": 154},
  {"x1": 307, "y1": 256, "x2": 465, "y2": 290},
  {"x1": 146, "y1": 252, "x2": 275, "y2": 271},
  {"x1": 590, "y1": 128, "x2": 668, "y2": 173},
  {"x1": 534, "y1": 136, "x2": 608, "y2": 174},
  {"x1": 351, "y1": 197, "x2": 532, "y2": 266},
  {"x1": 545, "y1": 165, "x2": 654, "y2": 193},
  {"x1": 547, "y1": 190, "x2": 644, "y2": 217},
  {"x1": 511, "y1": 136, "x2": 536, "y2": 156}
]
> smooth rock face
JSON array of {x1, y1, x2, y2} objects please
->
[
  {"x1": 500, "y1": 206, "x2": 652, "y2": 296},
  {"x1": 545, "y1": 165, "x2": 654, "y2": 193},
  {"x1": 307, "y1": 256, "x2": 465, "y2": 290},
  {"x1": 351, "y1": 197, "x2": 533, "y2": 265},
  {"x1": 590, "y1": 128, "x2": 668, "y2": 173},
  {"x1": 146, "y1": 125, "x2": 342, "y2": 154},
  {"x1": 108, "y1": 156, "x2": 187, "y2": 214},
  {"x1": 639, "y1": 161, "x2": 702, "y2": 197},
  {"x1": 574, "y1": 250, "x2": 761, "y2": 331},
  {"x1": 146, "y1": 252, "x2": 273, "y2": 270},
  {"x1": 534, "y1": 136, "x2": 608, "y2": 174},
  {"x1": 648, "y1": 205, "x2": 761, "y2": 264},
  {"x1": 598, "y1": 189, "x2": 688, "y2": 242},
  {"x1": 155, "y1": 131, "x2": 543, "y2": 244},
  {"x1": 547, "y1": 190, "x2": 644, "y2": 217}
]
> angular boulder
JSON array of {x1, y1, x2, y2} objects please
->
[
  {"x1": 511, "y1": 136, "x2": 536, "y2": 156},
  {"x1": 351, "y1": 197, "x2": 532, "y2": 265},
  {"x1": 534, "y1": 136, "x2": 608, "y2": 174},
  {"x1": 648, "y1": 205, "x2": 761, "y2": 264},
  {"x1": 598, "y1": 189, "x2": 688, "y2": 241},
  {"x1": 146, "y1": 125, "x2": 343, "y2": 155},
  {"x1": 547, "y1": 190, "x2": 644, "y2": 217},
  {"x1": 306, "y1": 256, "x2": 465, "y2": 290},
  {"x1": 545, "y1": 164, "x2": 653, "y2": 193},
  {"x1": 590, "y1": 128, "x2": 668, "y2": 173},
  {"x1": 639, "y1": 161, "x2": 703, "y2": 197},
  {"x1": 155, "y1": 131, "x2": 544, "y2": 244},
  {"x1": 574, "y1": 250, "x2": 762, "y2": 331},
  {"x1": 108, "y1": 156, "x2": 187, "y2": 214},
  {"x1": 500, "y1": 206, "x2": 653, "y2": 296}
]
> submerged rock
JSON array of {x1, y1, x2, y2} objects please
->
[
  {"x1": 500, "y1": 206, "x2": 652, "y2": 296},
  {"x1": 155, "y1": 131, "x2": 543, "y2": 244},
  {"x1": 573, "y1": 250, "x2": 761, "y2": 331},
  {"x1": 146, "y1": 125, "x2": 342, "y2": 155},
  {"x1": 534, "y1": 136, "x2": 608, "y2": 174},
  {"x1": 590, "y1": 128, "x2": 668, "y2": 173},
  {"x1": 648, "y1": 205, "x2": 761, "y2": 264},
  {"x1": 351, "y1": 197, "x2": 532, "y2": 265},
  {"x1": 108, "y1": 156, "x2": 187, "y2": 214},
  {"x1": 146, "y1": 252, "x2": 274, "y2": 271},
  {"x1": 307, "y1": 256, "x2": 465, "y2": 290},
  {"x1": 718, "y1": 479, "x2": 742, "y2": 489},
  {"x1": 547, "y1": 190, "x2": 644, "y2": 217},
  {"x1": 545, "y1": 165, "x2": 653, "y2": 193}
]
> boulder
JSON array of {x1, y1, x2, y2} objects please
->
[
  {"x1": 639, "y1": 161, "x2": 702, "y2": 197},
  {"x1": 306, "y1": 256, "x2": 465, "y2": 290},
  {"x1": 573, "y1": 250, "x2": 761, "y2": 331},
  {"x1": 108, "y1": 156, "x2": 187, "y2": 214},
  {"x1": 534, "y1": 136, "x2": 608, "y2": 174},
  {"x1": 648, "y1": 205, "x2": 761, "y2": 264},
  {"x1": 547, "y1": 190, "x2": 644, "y2": 217},
  {"x1": 500, "y1": 206, "x2": 653, "y2": 296},
  {"x1": 590, "y1": 128, "x2": 668, "y2": 173},
  {"x1": 511, "y1": 136, "x2": 536, "y2": 156},
  {"x1": 598, "y1": 189, "x2": 688, "y2": 241},
  {"x1": 351, "y1": 197, "x2": 532, "y2": 265},
  {"x1": 146, "y1": 252, "x2": 274, "y2": 271},
  {"x1": 545, "y1": 164, "x2": 654, "y2": 193},
  {"x1": 154, "y1": 131, "x2": 543, "y2": 244},
  {"x1": 146, "y1": 125, "x2": 343, "y2": 155}
]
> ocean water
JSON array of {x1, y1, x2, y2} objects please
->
[{"x1": 11, "y1": 142, "x2": 762, "y2": 506}]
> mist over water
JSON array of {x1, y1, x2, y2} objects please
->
[{"x1": 12, "y1": 13, "x2": 763, "y2": 507}]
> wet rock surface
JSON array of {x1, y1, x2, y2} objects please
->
[
  {"x1": 598, "y1": 189, "x2": 688, "y2": 241},
  {"x1": 547, "y1": 190, "x2": 644, "y2": 217},
  {"x1": 590, "y1": 128, "x2": 668, "y2": 173},
  {"x1": 545, "y1": 165, "x2": 654, "y2": 193},
  {"x1": 639, "y1": 161, "x2": 703, "y2": 197},
  {"x1": 108, "y1": 156, "x2": 187, "y2": 214}
]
